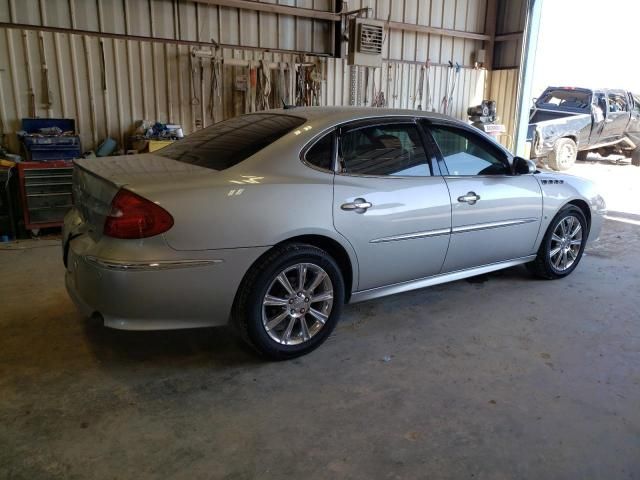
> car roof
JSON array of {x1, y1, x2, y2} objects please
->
[{"x1": 261, "y1": 106, "x2": 457, "y2": 131}]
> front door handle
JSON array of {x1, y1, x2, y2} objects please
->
[
  {"x1": 457, "y1": 191, "x2": 481, "y2": 205},
  {"x1": 341, "y1": 198, "x2": 372, "y2": 213}
]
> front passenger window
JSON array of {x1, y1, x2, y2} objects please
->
[{"x1": 430, "y1": 126, "x2": 509, "y2": 176}]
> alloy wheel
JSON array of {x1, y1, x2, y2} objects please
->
[
  {"x1": 261, "y1": 263, "x2": 334, "y2": 345},
  {"x1": 549, "y1": 215, "x2": 583, "y2": 272}
]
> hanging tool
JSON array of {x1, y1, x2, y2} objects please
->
[
  {"x1": 38, "y1": 33, "x2": 53, "y2": 111},
  {"x1": 441, "y1": 61, "x2": 454, "y2": 115},
  {"x1": 424, "y1": 60, "x2": 434, "y2": 112},
  {"x1": 416, "y1": 64, "x2": 425, "y2": 110},
  {"x1": 392, "y1": 63, "x2": 399, "y2": 104},
  {"x1": 257, "y1": 59, "x2": 271, "y2": 110},
  {"x1": 363, "y1": 67, "x2": 370, "y2": 106},
  {"x1": 446, "y1": 62, "x2": 461, "y2": 116},
  {"x1": 207, "y1": 57, "x2": 221, "y2": 120}
]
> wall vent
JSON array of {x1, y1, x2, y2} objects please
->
[{"x1": 347, "y1": 18, "x2": 384, "y2": 67}]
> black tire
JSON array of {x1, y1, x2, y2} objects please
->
[
  {"x1": 548, "y1": 138, "x2": 577, "y2": 171},
  {"x1": 232, "y1": 243, "x2": 345, "y2": 360},
  {"x1": 576, "y1": 150, "x2": 589, "y2": 161},
  {"x1": 632, "y1": 147, "x2": 640, "y2": 167},
  {"x1": 527, "y1": 205, "x2": 588, "y2": 280}
]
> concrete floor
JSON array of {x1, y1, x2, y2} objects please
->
[{"x1": 1, "y1": 163, "x2": 640, "y2": 479}]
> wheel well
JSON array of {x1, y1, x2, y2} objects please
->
[
  {"x1": 277, "y1": 235, "x2": 354, "y2": 301},
  {"x1": 567, "y1": 199, "x2": 591, "y2": 231}
]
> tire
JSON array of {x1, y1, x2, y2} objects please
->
[
  {"x1": 548, "y1": 138, "x2": 577, "y2": 171},
  {"x1": 232, "y1": 243, "x2": 345, "y2": 360},
  {"x1": 632, "y1": 147, "x2": 640, "y2": 167},
  {"x1": 576, "y1": 150, "x2": 589, "y2": 161},
  {"x1": 527, "y1": 205, "x2": 588, "y2": 280}
]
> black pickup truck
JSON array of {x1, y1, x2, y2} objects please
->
[{"x1": 527, "y1": 87, "x2": 640, "y2": 170}]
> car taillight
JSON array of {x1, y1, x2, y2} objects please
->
[{"x1": 103, "y1": 189, "x2": 174, "y2": 239}]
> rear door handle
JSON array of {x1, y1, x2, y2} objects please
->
[
  {"x1": 341, "y1": 198, "x2": 372, "y2": 213},
  {"x1": 457, "y1": 192, "x2": 480, "y2": 205}
]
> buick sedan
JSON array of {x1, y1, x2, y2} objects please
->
[{"x1": 63, "y1": 108, "x2": 606, "y2": 358}]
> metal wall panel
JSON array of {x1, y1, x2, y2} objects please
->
[
  {"x1": 0, "y1": 0, "x2": 493, "y2": 153},
  {"x1": 493, "y1": 0, "x2": 526, "y2": 68},
  {"x1": 488, "y1": 67, "x2": 518, "y2": 149}
]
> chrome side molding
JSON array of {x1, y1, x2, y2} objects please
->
[
  {"x1": 370, "y1": 228, "x2": 450, "y2": 243},
  {"x1": 84, "y1": 256, "x2": 223, "y2": 271},
  {"x1": 350, "y1": 255, "x2": 537, "y2": 303},
  {"x1": 451, "y1": 217, "x2": 539, "y2": 234},
  {"x1": 370, "y1": 218, "x2": 539, "y2": 244}
]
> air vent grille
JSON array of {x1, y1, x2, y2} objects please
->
[{"x1": 358, "y1": 23, "x2": 383, "y2": 54}]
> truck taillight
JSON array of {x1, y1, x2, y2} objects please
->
[{"x1": 103, "y1": 189, "x2": 173, "y2": 239}]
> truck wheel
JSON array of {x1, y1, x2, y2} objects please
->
[
  {"x1": 632, "y1": 148, "x2": 640, "y2": 167},
  {"x1": 548, "y1": 138, "x2": 577, "y2": 171}
]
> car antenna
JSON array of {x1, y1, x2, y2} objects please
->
[{"x1": 282, "y1": 98, "x2": 296, "y2": 110}]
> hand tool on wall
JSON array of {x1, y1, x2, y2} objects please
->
[
  {"x1": 257, "y1": 59, "x2": 271, "y2": 110},
  {"x1": 446, "y1": 62, "x2": 461, "y2": 116},
  {"x1": 416, "y1": 64, "x2": 424, "y2": 110},
  {"x1": 441, "y1": 60, "x2": 454, "y2": 115},
  {"x1": 424, "y1": 60, "x2": 434, "y2": 112}
]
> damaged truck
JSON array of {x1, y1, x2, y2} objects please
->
[{"x1": 527, "y1": 87, "x2": 640, "y2": 170}]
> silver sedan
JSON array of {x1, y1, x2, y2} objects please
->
[{"x1": 63, "y1": 108, "x2": 606, "y2": 359}]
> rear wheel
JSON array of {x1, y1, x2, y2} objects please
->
[
  {"x1": 632, "y1": 147, "x2": 640, "y2": 167},
  {"x1": 548, "y1": 138, "x2": 577, "y2": 171},
  {"x1": 527, "y1": 206, "x2": 587, "y2": 279},
  {"x1": 233, "y1": 243, "x2": 345, "y2": 360}
]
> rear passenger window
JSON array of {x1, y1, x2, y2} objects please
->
[
  {"x1": 304, "y1": 132, "x2": 334, "y2": 171},
  {"x1": 339, "y1": 124, "x2": 431, "y2": 177}
]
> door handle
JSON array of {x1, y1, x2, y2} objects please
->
[
  {"x1": 341, "y1": 198, "x2": 372, "y2": 213},
  {"x1": 605, "y1": 118, "x2": 614, "y2": 123},
  {"x1": 457, "y1": 191, "x2": 480, "y2": 205}
]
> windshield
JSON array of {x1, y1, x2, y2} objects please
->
[
  {"x1": 157, "y1": 113, "x2": 305, "y2": 170},
  {"x1": 536, "y1": 88, "x2": 592, "y2": 112}
]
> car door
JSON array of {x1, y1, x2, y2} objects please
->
[
  {"x1": 423, "y1": 122, "x2": 543, "y2": 273},
  {"x1": 333, "y1": 119, "x2": 451, "y2": 291},
  {"x1": 598, "y1": 90, "x2": 631, "y2": 143},
  {"x1": 626, "y1": 92, "x2": 640, "y2": 146}
]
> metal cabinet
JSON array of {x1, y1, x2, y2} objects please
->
[{"x1": 17, "y1": 161, "x2": 74, "y2": 233}]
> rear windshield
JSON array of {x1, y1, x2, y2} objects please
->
[
  {"x1": 536, "y1": 89, "x2": 591, "y2": 111},
  {"x1": 157, "y1": 113, "x2": 305, "y2": 170}
]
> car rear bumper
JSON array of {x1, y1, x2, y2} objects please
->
[{"x1": 64, "y1": 232, "x2": 268, "y2": 330}]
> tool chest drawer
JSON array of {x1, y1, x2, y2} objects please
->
[{"x1": 17, "y1": 161, "x2": 74, "y2": 232}]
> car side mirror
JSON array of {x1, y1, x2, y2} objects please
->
[{"x1": 513, "y1": 156, "x2": 536, "y2": 175}]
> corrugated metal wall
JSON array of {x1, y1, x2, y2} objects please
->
[
  {"x1": 488, "y1": 0, "x2": 526, "y2": 147},
  {"x1": 0, "y1": 0, "x2": 496, "y2": 154}
]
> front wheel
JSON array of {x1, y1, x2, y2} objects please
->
[
  {"x1": 233, "y1": 243, "x2": 345, "y2": 360},
  {"x1": 548, "y1": 138, "x2": 577, "y2": 171},
  {"x1": 527, "y1": 206, "x2": 588, "y2": 279}
]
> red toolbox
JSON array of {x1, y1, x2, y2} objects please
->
[{"x1": 17, "y1": 161, "x2": 74, "y2": 234}]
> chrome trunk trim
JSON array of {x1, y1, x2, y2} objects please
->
[
  {"x1": 350, "y1": 255, "x2": 537, "y2": 303},
  {"x1": 84, "y1": 256, "x2": 223, "y2": 271}
]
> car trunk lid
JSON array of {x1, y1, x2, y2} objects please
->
[{"x1": 72, "y1": 154, "x2": 209, "y2": 236}]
